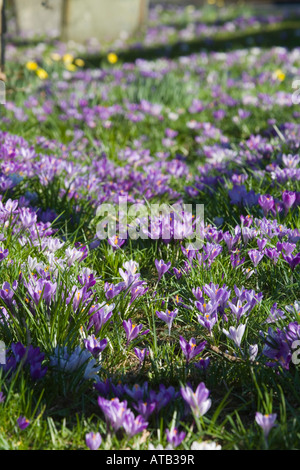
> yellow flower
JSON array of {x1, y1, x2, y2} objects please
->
[
  {"x1": 50, "y1": 52, "x2": 61, "y2": 61},
  {"x1": 107, "y1": 52, "x2": 118, "y2": 64},
  {"x1": 66, "y1": 63, "x2": 77, "y2": 72},
  {"x1": 63, "y1": 53, "x2": 74, "y2": 64},
  {"x1": 36, "y1": 68, "x2": 48, "y2": 80},
  {"x1": 26, "y1": 61, "x2": 38, "y2": 71},
  {"x1": 74, "y1": 58, "x2": 85, "y2": 67},
  {"x1": 273, "y1": 69, "x2": 285, "y2": 81}
]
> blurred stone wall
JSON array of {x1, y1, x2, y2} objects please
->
[
  {"x1": 150, "y1": 0, "x2": 299, "y2": 4},
  {"x1": 11, "y1": 0, "x2": 149, "y2": 42}
]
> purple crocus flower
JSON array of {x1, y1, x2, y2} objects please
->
[
  {"x1": 213, "y1": 109, "x2": 226, "y2": 120},
  {"x1": 227, "y1": 300, "x2": 250, "y2": 322},
  {"x1": 124, "y1": 382, "x2": 149, "y2": 401},
  {"x1": 97, "y1": 396, "x2": 128, "y2": 431},
  {"x1": 94, "y1": 378, "x2": 111, "y2": 397},
  {"x1": 165, "y1": 128, "x2": 178, "y2": 139},
  {"x1": 0, "y1": 280, "x2": 18, "y2": 306},
  {"x1": 248, "y1": 249, "x2": 264, "y2": 267},
  {"x1": 123, "y1": 412, "x2": 149, "y2": 437},
  {"x1": 25, "y1": 279, "x2": 57, "y2": 305},
  {"x1": 195, "y1": 295, "x2": 219, "y2": 316},
  {"x1": 130, "y1": 284, "x2": 148, "y2": 305},
  {"x1": 282, "y1": 154, "x2": 300, "y2": 168},
  {"x1": 84, "y1": 335, "x2": 107, "y2": 357},
  {"x1": 0, "y1": 177, "x2": 13, "y2": 192},
  {"x1": 238, "y1": 108, "x2": 251, "y2": 120},
  {"x1": 85, "y1": 432, "x2": 102, "y2": 450},
  {"x1": 88, "y1": 303, "x2": 114, "y2": 333},
  {"x1": 223, "y1": 231, "x2": 239, "y2": 251},
  {"x1": 282, "y1": 191, "x2": 296, "y2": 215},
  {"x1": 258, "y1": 194, "x2": 274, "y2": 216},
  {"x1": 166, "y1": 428, "x2": 186, "y2": 448},
  {"x1": 262, "y1": 327, "x2": 292, "y2": 369},
  {"x1": 134, "y1": 347, "x2": 149, "y2": 365},
  {"x1": 132, "y1": 401, "x2": 156, "y2": 420},
  {"x1": 202, "y1": 284, "x2": 230, "y2": 305},
  {"x1": 257, "y1": 238, "x2": 267, "y2": 251},
  {"x1": 255, "y1": 412, "x2": 277, "y2": 438},
  {"x1": 265, "y1": 303, "x2": 286, "y2": 324},
  {"x1": 107, "y1": 235, "x2": 126, "y2": 250},
  {"x1": 66, "y1": 285, "x2": 92, "y2": 312},
  {"x1": 285, "y1": 321, "x2": 300, "y2": 344},
  {"x1": 104, "y1": 282, "x2": 124, "y2": 300},
  {"x1": 0, "y1": 391, "x2": 5, "y2": 402},
  {"x1": 0, "y1": 199, "x2": 18, "y2": 220},
  {"x1": 240, "y1": 214, "x2": 253, "y2": 227},
  {"x1": 181, "y1": 245, "x2": 196, "y2": 262},
  {"x1": 5, "y1": 342, "x2": 47, "y2": 380},
  {"x1": 194, "y1": 357, "x2": 210, "y2": 371},
  {"x1": 173, "y1": 267, "x2": 183, "y2": 280},
  {"x1": 110, "y1": 381, "x2": 125, "y2": 398},
  {"x1": 119, "y1": 267, "x2": 141, "y2": 290},
  {"x1": 277, "y1": 242, "x2": 296, "y2": 256},
  {"x1": 78, "y1": 271, "x2": 98, "y2": 289},
  {"x1": 183, "y1": 259, "x2": 192, "y2": 274},
  {"x1": 19, "y1": 208, "x2": 37, "y2": 228},
  {"x1": 197, "y1": 307, "x2": 218, "y2": 332},
  {"x1": 231, "y1": 253, "x2": 245, "y2": 269},
  {"x1": 282, "y1": 252, "x2": 300, "y2": 271},
  {"x1": 123, "y1": 319, "x2": 149, "y2": 346},
  {"x1": 0, "y1": 248, "x2": 9, "y2": 262},
  {"x1": 203, "y1": 243, "x2": 223, "y2": 264},
  {"x1": 229, "y1": 185, "x2": 248, "y2": 205},
  {"x1": 149, "y1": 385, "x2": 177, "y2": 412},
  {"x1": 155, "y1": 259, "x2": 171, "y2": 281},
  {"x1": 156, "y1": 308, "x2": 178, "y2": 336},
  {"x1": 179, "y1": 336, "x2": 207, "y2": 364},
  {"x1": 242, "y1": 227, "x2": 257, "y2": 245},
  {"x1": 181, "y1": 382, "x2": 212, "y2": 417},
  {"x1": 17, "y1": 416, "x2": 30, "y2": 430},
  {"x1": 265, "y1": 248, "x2": 280, "y2": 264},
  {"x1": 192, "y1": 287, "x2": 203, "y2": 301}
]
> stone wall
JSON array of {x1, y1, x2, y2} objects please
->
[
  {"x1": 14, "y1": 0, "x2": 63, "y2": 37},
  {"x1": 13, "y1": 0, "x2": 149, "y2": 42},
  {"x1": 62, "y1": 0, "x2": 149, "y2": 43}
]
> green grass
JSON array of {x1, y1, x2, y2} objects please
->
[{"x1": 0, "y1": 3, "x2": 300, "y2": 450}]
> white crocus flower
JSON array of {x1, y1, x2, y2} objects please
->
[
  {"x1": 191, "y1": 441, "x2": 222, "y2": 450},
  {"x1": 223, "y1": 324, "x2": 246, "y2": 348},
  {"x1": 50, "y1": 346, "x2": 101, "y2": 380}
]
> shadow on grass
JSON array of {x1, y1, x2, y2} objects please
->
[{"x1": 81, "y1": 21, "x2": 300, "y2": 67}]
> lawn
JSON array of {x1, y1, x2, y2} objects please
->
[{"x1": 0, "y1": 1, "x2": 300, "y2": 450}]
